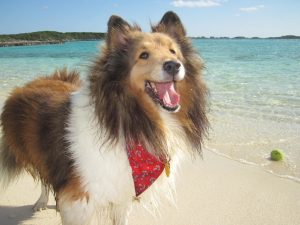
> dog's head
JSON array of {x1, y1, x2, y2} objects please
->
[
  {"x1": 105, "y1": 12, "x2": 189, "y2": 113},
  {"x1": 90, "y1": 12, "x2": 208, "y2": 156}
]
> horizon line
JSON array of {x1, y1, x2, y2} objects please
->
[{"x1": 1, "y1": 31, "x2": 300, "y2": 39}]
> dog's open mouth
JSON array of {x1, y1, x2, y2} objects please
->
[{"x1": 145, "y1": 81, "x2": 180, "y2": 112}]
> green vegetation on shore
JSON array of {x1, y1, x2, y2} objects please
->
[
  {"x1": 1, "y1": 31, "x2": 299, "y2": 42},
  {"x1": 0, "y1": 31, "x2": 106, "y2": 46},
  {"x1": 0, "y1": 31, "x2": 105, "y2": 42},
  {"x1": 0, "y1": 31, "x2": 299, "y2": 47}
]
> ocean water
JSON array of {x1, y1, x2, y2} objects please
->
[{"x1": 0, "y1": 39, "x2": 299, "y2": 182}]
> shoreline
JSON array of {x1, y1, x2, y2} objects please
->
[
  {"x1": 0, "y1": 150, "x2": 299, "y2": 225},
  {"x1": 206, "y1": 146, "x2": 300, "y2": 184},
  {"x1": 0, "y1": 40, "x2": 65, "y2": 47},
  {"x1": 0, "y1": 39, "x2": 105, "y2": 47}
]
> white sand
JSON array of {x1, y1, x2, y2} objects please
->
[{"x1": 0, "y1": 150, "x2": 299, "y2": 225}]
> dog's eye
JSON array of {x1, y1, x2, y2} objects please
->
[
  {"x1": 139, "y1": 52, "x2": 149, "y2": 59},
  {"x1": 169, "y1": 49, "x2": 176, "y2": 54}
]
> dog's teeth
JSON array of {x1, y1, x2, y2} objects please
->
[
  {"x1": 150, "y1": 82, "x2": 156, "y2": 91},
  {"x1": 146, "y1": 82, "x2": 151, "y2": 88}
]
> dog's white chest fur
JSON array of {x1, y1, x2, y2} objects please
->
[
  {"x1": 67, "y1": 88, "x2": 135, "y2": 205},
  {"x1": 62, "y1": 86, "x2": 186, "y2": 224}
]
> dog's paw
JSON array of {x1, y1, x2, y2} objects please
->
[{"x1": 32, "y1": 201, "x2": 48, "y2": 212}]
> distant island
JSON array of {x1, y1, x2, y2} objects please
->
[
  {"x1": 0, "y1": 31, "x2": 105, "y2": 47},
  {"x1": 193, "y1": 35, "x2": 300, "y2": 39},
  {"x1": 0, "y1": 31, "x2": 299, "y2": 47}
]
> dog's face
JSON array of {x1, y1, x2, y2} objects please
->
[
  {"x1": 129, "y1": 32, "x2": 185, "y2": 112},
  {"x1": 105, "y1": 12, "x2": 188, "y2": 113}
]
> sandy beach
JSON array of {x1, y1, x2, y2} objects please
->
[{"x1": 0, "y1": 150, "x2": 299, "y2": 225}]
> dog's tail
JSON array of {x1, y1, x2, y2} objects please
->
[
  {"x1": 48, "y1": 67, "x2": 82, "y2": 87},
  {"x1": 0, "y1": 136, "x2": 22, "y2": 189}
]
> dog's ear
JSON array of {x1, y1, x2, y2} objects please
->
[
  {"x1": 106, "y1": 15, "x2": 131, "y2": 49},
  {"x1": 152, "y1": 11, "x2": 186, "y2": 39}
]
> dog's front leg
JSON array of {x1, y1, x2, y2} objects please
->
[
  {"x1": 58, "y1": 197, "x2": 131, "y2": 225},
  {"x1": 110, "y1": 204, "x2": 132, "y2": 225},
  {"x1": 58, "y1": 193, "x2": 95, "y2": 225}
]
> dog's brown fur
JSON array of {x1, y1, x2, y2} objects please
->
[{"x1": 1, "y1": 69, "x2": 80, "y2": 193}]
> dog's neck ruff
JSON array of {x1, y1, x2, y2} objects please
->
[{"x1": 127, "y1": 143, "x2": 169, "y2": 197}]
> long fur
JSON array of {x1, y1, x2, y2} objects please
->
[
  {"x1": 0, "y1": 69, "x2": 81, "y2": 190},
  {"x1": 0, "y1": 11, "x2": 208, "y2": 225},
  {"x1": 0, "y1": 136, "x2": 22, "y2": 188}
]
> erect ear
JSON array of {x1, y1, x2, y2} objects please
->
[
  {"x1": 152, "y1": 11, "x2": 186, "y2": 38},
  {"x1": 106, "y1": 15, "x2": 132, "y2": 49}
]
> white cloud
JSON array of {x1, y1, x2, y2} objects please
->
[
  {"x1": 239, "y1": 5, "x2": 264, "y2": 13},
  {"x1": 171, "y1": 0, "x2": 221, "y2": 8},
  {"x1": 42, "y1": 6, "x2": 49, "y2": 10}
]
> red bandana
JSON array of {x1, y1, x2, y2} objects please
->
[{"x1": 127, "y1": 143, "x2": 165, "y2": 196}]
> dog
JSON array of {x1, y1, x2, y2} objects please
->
[{"x1": 0, "y1": 11, "x2": 208, "y2": 225}]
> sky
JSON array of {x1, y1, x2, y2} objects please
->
[{"x1": 0, "y1": 0, "x2": 299, "y2": 37}]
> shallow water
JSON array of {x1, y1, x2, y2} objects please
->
[
  {"x1": 199, "y1": 39, "x2": 300, "y2": 182},
  {"x1": 0, "y1": 39, "x2": 299, "y2": 182}
]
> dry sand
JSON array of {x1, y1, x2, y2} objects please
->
[{"x1": 0, "y1": 150, "x2": 299, "y2": 225}]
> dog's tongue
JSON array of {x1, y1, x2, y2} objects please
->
[{"x1": 154, "y1": 82, "x2": 180, "y2": 107}]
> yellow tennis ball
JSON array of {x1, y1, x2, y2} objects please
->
[{"x1": 270, "y1": 149, "x2": 284, "y2": 161}]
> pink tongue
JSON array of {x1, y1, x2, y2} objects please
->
[{"x1": 154, "y1": 82, "x2": 180, "y2": 107}]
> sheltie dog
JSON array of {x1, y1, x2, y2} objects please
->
[{"x1": 0, "y1": 11, "x2": 208, "y2": 225}]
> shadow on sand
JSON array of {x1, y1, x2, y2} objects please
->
[{"x1": 0, "y1": 205, "x2": 56, "y2": 225}]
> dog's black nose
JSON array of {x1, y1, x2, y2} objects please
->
[{"x1": 163, "y1": 61, "x2": 181, "y2": 76}]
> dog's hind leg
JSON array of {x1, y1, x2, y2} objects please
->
[{"x1": 32, "y1": 183, "x2": 50, "y2": 211}]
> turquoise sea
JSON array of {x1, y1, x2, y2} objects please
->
[{"x1": 0, "y1": 39, "x2": 299, "y2": 182}]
